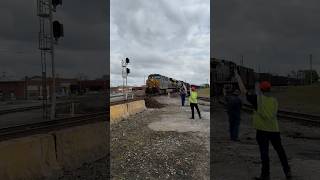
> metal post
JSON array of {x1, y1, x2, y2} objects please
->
[
  {"x1": 70, "y1": 102, "x2": 75, "y2": 117},
  {"x1": 310, "y1": 54, "x2": 313, "y2": 84},
  {"x1": 122, "y1": 59, "x2": 125, "y2": 99},
  {"x1": 241, "y1": 55, "x2": 244, "y2": 66},
  {"x1": 126, "y1": 76, "x2": 128, "y2": 100},
  {"x1": 38, "y1": 0, "x2": 51, "y2": 120},
  {"x1": 49, "y1": 0, "x2": 56, "y2": 120}
]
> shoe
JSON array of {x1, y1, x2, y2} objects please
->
[
  {"x1": 285, "y1": 170, "x2": 292, "y2": 179},
  {"x1": 189, "y1": 117, "x2": 194, "y2": 119}
]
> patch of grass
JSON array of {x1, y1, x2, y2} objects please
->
[
  {"x1": 271, "y1": 84, "x2": 320, "y2": 114},
  {"x1": 197, "y1": 88, "x2": 210, "y2": 98}
]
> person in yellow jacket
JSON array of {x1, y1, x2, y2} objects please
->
[
  {"x1": 189, "y1": 86, "x2": 201, "y2": 119},
  {"x1": 235, "y1": 70, "x2": 291, "y2": 180}
]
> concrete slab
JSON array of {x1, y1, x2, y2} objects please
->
[
  {"x1": 0, "y1": 135, "x2": 61, "y2": 180},
  {"x1": 54, "y1": 121, "x2": 108, "y2": 170}
]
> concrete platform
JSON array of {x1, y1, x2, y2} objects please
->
[{"x1": 110, "y1": 99, "x2": 146, "y2": 123}]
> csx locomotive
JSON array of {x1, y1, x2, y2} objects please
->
[{"x1": 145, "y1": 74, "x2": 190, "y2": 94}]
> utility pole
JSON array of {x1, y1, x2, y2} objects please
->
[
  {"x1": 241, "y1": 55, "x2": 244, "y2": 66},
  {"x1": 310, "y1": 54, "x2": 313, "y2": 84}
]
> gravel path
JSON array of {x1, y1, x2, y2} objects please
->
[{"x1": 111, "y1": 96, "x2": 210, "y2": 179}]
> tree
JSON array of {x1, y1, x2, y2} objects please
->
[
  {"x1": 298, "y1": 70, "x2": 319, "y2": 84},
  {"x1": 305, "y1": 70, "x2": 319, "y2": 84}
]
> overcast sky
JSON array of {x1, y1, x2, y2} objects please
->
[
  {"x1": 110, "y1": 0, "x2": 210, "y2": 87},
  {"x1": 213, "y1": 0, "x2": 320, "y2": 76},
  {"x1": 0, "y1": 1, "x2": 107, "y2": 80}
]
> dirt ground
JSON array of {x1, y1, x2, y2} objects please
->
[
  {"x1": 212, "y1": 103, "x2": 320, "y2": 180},
  {"x1": 59, "y1": 158, "x2": 109, "y2": 180},
  {"x1": 270, "y1": 85, "x2": 320, "y2": 115},
  {"x1": 111, "y1": 96, "x2": 210, "y2": 180}
]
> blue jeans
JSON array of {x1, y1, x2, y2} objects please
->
[
  {"x1": 180, "y1": 94, "x2": 186, "y2": 106},
  {"x1": 228, "y1": 113, "x2": 240, "y2": 140}
]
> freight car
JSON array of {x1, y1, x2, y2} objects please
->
[
  {"x1": 145, "y1": 74, "x2": 190, "y2": 95},
  {"x1": 212, "y1": 58, "x2": 255, "y2": 96},
  {"x1": 257, "y1": 73, "x2": 302, "y2": 86},
  {"x1": 212, "y1": 58, "x2": 302, "y2": 97}
]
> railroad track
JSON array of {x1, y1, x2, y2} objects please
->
[
  {"x1": 110, "y1": 97, "x2": 145, "y2": 106},
  {"x1": 198, "y1": 97, "x2": 210, "y2": 102},
  {"x1": 0, "y1": 101, "x2": 80, "y2": 115},
  {"x1": 0, "y1": 112, "x2": 107, "y2": 141},
  {"x1": 0, "y1": 105, "x2": 42, "y2": 115},
  {"x1": 219, "y1": 101, "x2": 320, "y2": 124}
]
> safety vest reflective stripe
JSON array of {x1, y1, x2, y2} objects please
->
[
  {"x1": 189, "y1": 91, "x2": 198, "y2": 104},
  {"x1": 253, "y1": 95, "x2": 279, "y2": 132}
]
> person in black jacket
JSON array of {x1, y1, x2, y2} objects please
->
[{"x1": 225, "y1": 89, "x2": 242, "y2": 141}]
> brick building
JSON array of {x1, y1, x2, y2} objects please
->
[{"x1": 0, "y1": 76, "x2": 108, "y2": 100}]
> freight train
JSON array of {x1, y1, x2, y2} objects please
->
[
  {"x1": 211, "y1": 58, "x2": 301, "y2": 96},
  {"x1": 145, "y1": 74, "x2": 190, "y2": 95}
]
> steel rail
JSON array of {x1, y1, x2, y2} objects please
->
[
  {"x1": 0, "y1": 101, "x2": 80, "y2": 115},
  {"x1": 0, "y1": 112, "x2": 107, "y2": 141},
  {"x1": 218, "y1": 100, "x2": 320, "y2": 124}
]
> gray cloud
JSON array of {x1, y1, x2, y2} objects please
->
[
  {"x1": 111, "y1": 0, "x2": 210, "y2": 86},
  {"x1": 213, "y1": 0, "x2": 320, "y2": 75},
  {"x1": 0, "y1": 0, "x2": 107, "y2": 80}
]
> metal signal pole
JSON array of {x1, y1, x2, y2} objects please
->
[
  {"x1": 310, "y1": 54, "x2": 313, "y2": 84},
  {"x1": 241, "y1": 55, "x2": 244, "y2": 66},
  {"x1": 122, "y1": 59, "x2": 125, "y2": 99},
  {"x1": 37, "y1": 0, "x2": 51, "y2": 120},
  {"x1": 49, "y1": 0, "x2": 57, "y2": 120},
  {"x1": 38, "y1": 0, "x2": 62, "y2": 120}
]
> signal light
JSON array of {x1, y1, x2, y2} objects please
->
[
  {"x1": 125, "y1": 57, "x2": 130, "y2": 64},
  {"x1": 53, "y1": 21, "x2": 64, "y2": 41},
  {"x1": 126, "y1": 68, "x2": 130, "y2": 74},
  {"x1": 52, "y1": 0, "x2": 62, "y2": 8}
]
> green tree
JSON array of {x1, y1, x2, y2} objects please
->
[{"x1": 299, "y1": 70, "x2": 319, "y2": 84}]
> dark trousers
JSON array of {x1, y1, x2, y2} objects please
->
[
  {"x1": 228, "y1": 113, "x2": 240, "y2": 140},
  {"x1": 180, "y1": 94, "x2": 186, "y2": 106},
  {"x1": 190, "y1": 103, "x2": 201, "y2": 119},
  {"x1": 256, "y1": 130, "x2": 290, "y2": 177}
]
